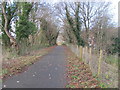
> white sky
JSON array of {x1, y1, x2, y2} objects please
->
[
  {"x1": 8, "y1": 0, "x2": 120, "y2": 26},
  {"x1": 110, "y1": 0, "x2": 119, "y2": 26},
  {"x1": 40, "y1": 0, "x2": 119, "y2": 26},
  {"x1": 23, "y1": 0, "x2": 118, "y2": 27}
]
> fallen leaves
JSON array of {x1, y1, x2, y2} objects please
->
[
  {"x1": 2, "y1": 46, "x2": 56, "y2": 81},
  {"x1": 64, "y1": 46, "x2": 100, "y2": 88}
]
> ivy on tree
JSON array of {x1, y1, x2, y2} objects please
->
[
  {"x1": 112, "y1": 37, "x2": 120, "y2": 54},
  {"x1": 2, "y1": 2, "x2": 18, "y2": 47},
  {"x1": 16, "y1": 2, "x2": 37, "y2": 42}
]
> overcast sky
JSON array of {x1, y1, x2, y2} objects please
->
[
  {"x1": 41, "y1": 0, "x2": 119, "y2": 26},
  {"x1": 110, "y1": 0, "x2": 119, "y2": 26},
  {"x1": 8, "y1": 0, "x2": 120, "y2": 26}
]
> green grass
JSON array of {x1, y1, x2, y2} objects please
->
[
  {"x1": 96, "y1": 77, "x2": 109, "y2": 88},
  {"x1": 99, "y1": 82, "x2": 108, "y2": 88},
  {"x1": 71, "y1": 75, "x2": 79, "y2": 79},
  {"x1": 104, "y1": 55, "x2": 118, "y2": 67},
  {"x1": 66, "y1": 84, "x2": 75, "y2": 88}
]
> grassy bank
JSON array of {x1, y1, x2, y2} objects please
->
[{"x1": 2, "y1": 46, "x2": 56, "y2": 81}]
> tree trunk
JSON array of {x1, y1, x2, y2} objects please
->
[{"x1": 1, "y1": 3, "x2": 17, "y2": 46}]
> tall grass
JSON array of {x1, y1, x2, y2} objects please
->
[
  {"x1": 104, "y1": 55, "x2": 118, "y2": 67},
  {"x1": 2, "y1": 31, "x2": 52, "y2": 60}
]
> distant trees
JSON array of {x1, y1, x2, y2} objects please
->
[
  {"x1": 33, "y1": 3, "x2": 59, "y2": 46},
  {"x1": 40, "y1": 18, "x2": 59, "y2": 45}
]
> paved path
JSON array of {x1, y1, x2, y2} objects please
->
[{"x1": 3, "y1": 46, "x2": 66, "y2": 88}]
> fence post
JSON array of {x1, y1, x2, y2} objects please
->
[
  {"x1": 97, "y1": 50, "x2": 103, "y2": 76},
  {"x1": 89, "y1": 47, "x2": 92, "y2": 59},
  {"x1": 82, "y1": 47, "x2": 85, "y2": 59},
  {"x1": 80, "y1": 46, "x2": 83, "y2": 60},
  {"x1": 71, "y1": 44, "x2": 73, "y2": 52},
  {"x1": 77, "y1": 45, "x2": 79, "y2": 57},
  {"x1": 86, "y1": 46, "x2": 88, "y2": 53},
  {"x1": 88, "y1": 47, "x2": 92, "y2": 71}
]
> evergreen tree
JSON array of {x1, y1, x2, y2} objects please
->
[
  {"x1": 112, "y1": 37, "x2": 120, "y2": 54},
  {"x1": 16, "y1": 2, "x2": 37, "y2": 42}
]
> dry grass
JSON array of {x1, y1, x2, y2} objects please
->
[
  {"x1": 1, "y1": 46, "x2": 56, "y2": 81},
  {"x1": 67, "y1": 45, "x2": 118, "y2": 88}
]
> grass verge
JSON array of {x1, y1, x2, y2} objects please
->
[{"x1": 1, "y1": 46, "x2": 56, "y2": 81}]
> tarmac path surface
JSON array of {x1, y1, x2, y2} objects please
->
[{"x1": 3, "y1": 46, "x2": 67, "y2": 88}]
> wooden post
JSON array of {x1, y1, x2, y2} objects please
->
[
  {"x1": 88, "y1": 47, "x2": 92, "y2": 71},
  {"x1": 97, "y1": 50, "x2": 103, "y2": 76},
  {"x1": 82, "y1": 47, "x2": 85, "y2": 59},
  {"x1": 89, "y1": 47, "x2": 92, "y2": 59},
  {"x1": 86, "y1": 46, "x2": 88, "y2": 53},
  {"x1": 76, "y1": 45, "x2": 78, "y2": 55},
  {"x1": 71, "y1": 44, "x2": 73, "y2": 52},
  {"x1": 80, "y1": 46, "x2": 83, "y2": 60}
]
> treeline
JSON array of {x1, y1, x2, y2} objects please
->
[
  {"x1": 1, "y1": 1, "x2": 119, "y2": 56},
  {"x1": 54, "y1": 2, "x2": 119, "y2": 55},
  {"x1": 1, "y1": 2, "x2": 59, "y2": 55}
]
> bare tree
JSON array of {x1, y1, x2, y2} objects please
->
[
  {"x1": 79, "y1": 2, "x2": 110, "y2": 44},
  {"x1": 92, "y1": 13, "x2": 114, "y2": 51}
]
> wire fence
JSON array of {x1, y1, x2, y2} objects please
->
[{"x1": 67, "y1": 44, "x2": 118, "y2": 88}]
